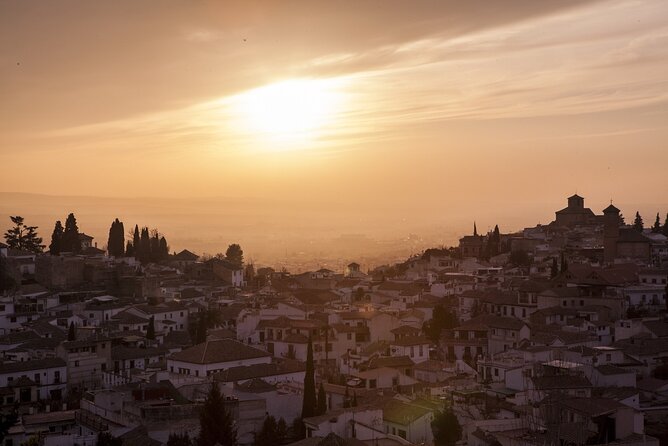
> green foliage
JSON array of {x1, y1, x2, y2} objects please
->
[
  {"x1": 197, "y1": 382, "x2": 237, "y2": 446},
  {"x1": 4, "y1": 216, "x2": 44, "y2": 253},
  {"x1": 431, "y1": 406, "x2": 462, "y2": 446},
  {"x1": 49, "y1": 220, "x2": 64, "y2": 255},
  {"x1": 167, "y1": 431, "x2": 193, "y2": 446},
  {"x1": 107, "y1": 218, "x2": 125, "y2": 257},
  {"x1": 225, "y1": 244, "x2": 244, "y2": 269},
  {"x1": 423, "y1": 304, "x2": 457, "y2": 343},
  {"x1": 633, "y1": 211, "x2": 644, "y2": 232},
  {"x1": 301, "y1": 335, "x2": 317, "y2": 419}
]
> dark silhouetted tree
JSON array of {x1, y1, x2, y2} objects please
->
[
  {"x1": 423, "y1": 304, "x2": 457, "y2": 343},
  {"x1": 147, "y1": 316, "x2": 155, "y2": 340},
  {"x1": 107, "y1": 219, "x2": 125, "y2": 257},
  {"x1": 225, "y1": 244, "x2": 244, "y2": 268},
  {"x1": 49, "y1": 220, "x2": 64, "y2": 255},
  {"x1": 4, "y1": 216, "x2": 44, "y2": 253},
  {"x1": 195, "y1": 314, "x2": 208, "y2": 344},
  {"x1": 97, "y1": 432, "x2": 122, "y2": 446},
  {"x1": 197, "y1": 382, "x2": 237, "y2": 446},
  {"x1": 316, "y1": 382, "x2": 327, "y2": 415},
  {"x1": 132, "y1": 225, "x2": 140, "y2": 256},
  {"x1": 159, "y1": 236, "x2": 169, "y2": 260},
  {"x1": 663, "y1": 213, "x2": 668, "y2": 237},
  {"x1": 633, "y1": 212, "x2": 644, "y2": 232},
  {"x1": 62, "y1": 213, "x2": 81, "y2": 253},
  {"x1": 652, "y1": 213, "x2": 662, "y2": 233},
  {"x1": 0, "y1": 255, "x2": 18, "y2": 293},
  {"x1": 167, "y1": 432, "x2": 192, "y2": 446},
  {"x1": 275, "y1": 418, "x2": 288, "y2": 445},
  {"x1": 67, "y1": 322, "x2": 76, "y2": 341},
  {"x1": 510, "y1": 250, "x2": 531, "y2": 267},
  {"x1": 301, "y1": 335, "x2": 317, "y2": 419},
  {"x1": 253, "y1": 415, "x2": 278, "y2": 446},
  {"x1": 125, "y1": 241, "x2": 134, "y2": 257},
  {"x1": 431, "y1": 405, "x2": 462, "y2": 446},
  {"x1": 551, "y1": 257, "x2": 558, "y2": 278}
]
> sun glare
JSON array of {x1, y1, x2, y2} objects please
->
[{"x1": 232, "y1": 79, "x2": 345, "y2": 147}]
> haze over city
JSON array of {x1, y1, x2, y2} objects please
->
[{"x1": 2, "y1": 0, "x2": 668, "y2": 265}]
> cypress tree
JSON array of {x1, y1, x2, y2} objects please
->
[
  {"x1": 49, "y1": 221, "x2": 64, "y2": 255},
  {"x1": 159, "y1": 236, "x2": 169, "y2": 261},
  {"x1": 147, "y1": 316, "x2": 155, "y2": 340},
  {"x1": 316, "y1": 382, "x2": 327, "y2": 415},
  {"x1": 197, "y1": 382, "x2": 237, "y2": 446},
  {"x1": 633, "y1": 212, "x2": 644, "y2": 232},
  {"x1": 107, "y1": 218, "x2": 125, "y2": 257},
  {"x1": 62, "y1": 213, "x2": 81, "y2": 253},
  {"x1": 67, "y1": 322, "x2": 76, "y2": 341},
  {"x1": 132, "y1": 225, "x2": 140, "y2": 256},
  {"x1": 652, "y1": 213, "x2": 662, "y2": 233},
  {"x1": 301, "y1": 335, "x2": 317, "y2": 419},
  {"x1": 125, "y1": 241, "x2": 134, "y2": 257},
  {"x1": 139, "y1": 227, "x2": 150, "y2": 263},
  {"x1": 663, "y1": 213, "x2": 668, "y2": 237}
]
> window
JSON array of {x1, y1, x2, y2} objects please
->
[
  {"x1": 54, "y1": 371, "x2": 61, "y2": 383},
  {"x1": 347, "y1": 333, "x2": 352, "y2": 340},
  {"x1": 369, "y1": 379, "x2": 377, "y2": 389},
  {"x1": 74, "y1": 361, "x2": 79, "y2": 367}
]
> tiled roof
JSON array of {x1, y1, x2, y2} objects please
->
[
  {"x1": 0, "y1": 358, "x2": 66, "y2": 374},
  {"x1": 214, "y1": 360, "x2": 305, "y2": 382},
  {"x1": 169, "y1": 339, "x2": 270, "y2": 364}
]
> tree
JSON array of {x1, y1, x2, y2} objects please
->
[
  {"x1": 107, "y1": 218, "x2": 125, "y2": 257},
  {"x1": 423, "y1": 304, "x2": 457, "y2": 343},
  {"x1": 4, "y1": 216, "x2": 44, "y2": 253},
  {"x1": 253, "y1": 415, "x2": 278, "y2": 446},
  {"x1": 633, "y1": 211, "x2": 644, "y2": 232},
  {"x1": 663, "y1": 213, "x2": 668, "y2": 237},
  {"x1": 550, "y1": 257, "x2": 558, "y2": 278},
  {"x1": 275, "y1": 418, "x2": 288, "y2": 445},
  {"x1": 0, "y1": 255, "x2": 17, "y2": 293},
  {"x1": 225, "y1": 244, "x2": 244, "y2": 269},
  {"x1": 97, "y1": 432, "x2": 122, "y2": 446},
  {"x1": 61, "y1": 213, "x2": 81, "y2": 253},
  {"x1": 197, "y1": 382, "x2": 237, "y2": 446},
  {"x1": 301, "y1": 335, "x2": 317, "y2": 419},
  {"x1": 147, "y1": 316, "x2": 155, "y2": 340},
  {"x1": 509, "y1": 250, "x2": 531, "y2": 267},
  {"x1": 125, "y1": 240, "x2": 134, "y2": 257},
  {"x1": 316, "y1": 382, "x2": 327, "y2": 415},
  {"x1": 652, "y1": 213, "x2": 662, "y2": 233},
  {"x1": 195, "y1": 314, "x2": 208, "y2": 344},
  {"x1": 138, "y1": 227, "x2": 151, "y2": 263},
  {"x1": 49, "y1": 220, "x2": 64, "y2": 255},
  {"x1": 132, "y1": 225, "x2": 140, "y2": 256},
  {"x1": 431, "y1": 406, "x2": 462, "y2": 446},
  {"x1": 67, "y1": 322, "x2": 76, "y2": 341},
  {"x1": 167, "y1": 432, "x2": 192, "y2": 446},
  {"x1": 0, "y1": 404, "x2": 18, "y2": 444}
]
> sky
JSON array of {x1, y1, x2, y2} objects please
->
[{"x1": 1, "y1": 0, "x2": 668, "y2": 266}]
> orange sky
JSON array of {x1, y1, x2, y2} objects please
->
[{"x1": 1, "y1": 0, "x2": 668, "y2": 262}]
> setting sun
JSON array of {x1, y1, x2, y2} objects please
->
[{"x1": 232, "y1": 79, "x2": 345, "y2": 145}]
